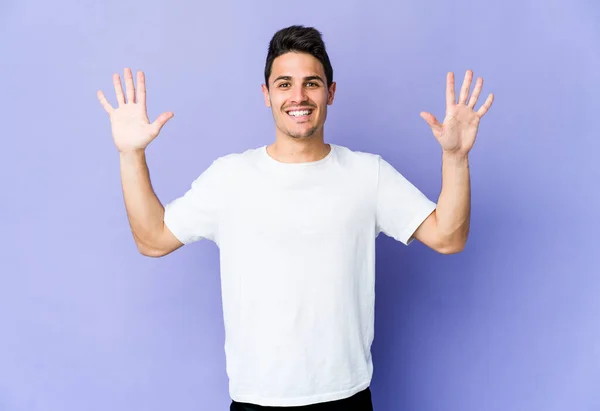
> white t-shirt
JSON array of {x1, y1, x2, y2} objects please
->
[{"x1": 163, "y1": 144, "x2": 437, "y2": 407}]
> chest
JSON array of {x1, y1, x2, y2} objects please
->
[{"x1": 221, "y1": 172, "x2": 374, "y2": 242}]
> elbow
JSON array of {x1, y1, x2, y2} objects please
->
[
  {"x1": 133, "y1": 230, "x2": 168, "y2": 258},
  {"x1": 139, "y1": 248, "x2": 167, "y2": 258},
  {"x1": 136, "y1": 241, "x2": 167, "y2": 258},
  {"x1": 438, "y1": 244, "x2": 464, "y2": 255},
  {"x1": 437, "y1": 238, "x2": 467, "y2": 255}
]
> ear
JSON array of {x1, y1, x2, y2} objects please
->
[
  {"x1": 327, "y1": 82, "x2": 337, "y2": 105},
  {"x1": 261, "y1": 84, "x2": 271, "y2": 108}
]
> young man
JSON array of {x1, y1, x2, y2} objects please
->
[{"x1": 98, "y1": 25, "x2": 493, "y2": 411}]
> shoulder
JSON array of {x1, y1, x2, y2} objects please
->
[
  {"x1": 187, "y1": 147, "x2": 263, "y2": 190},
  {"x1": 215, "y1": 146, "x2": 262, "y2": 164},
  {"x1": 332, "y1": 144, "x2": 381, "y2": 166},
  {"x1": 208, "y1": 146, "x2": 264, "y2": 173}
]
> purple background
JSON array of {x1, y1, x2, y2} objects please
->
[{"x1": 1, "y1": 0, "x2": 598, "y2": 410}]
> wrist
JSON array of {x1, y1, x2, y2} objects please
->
[
  {"x1": 119, "y1": 149, "x2": 146, "y2": 162},
  {"x1": 119, "y1": 148, "x2": 146, "y2": 157},
  {"x1": 442, "y1": 151, "x2": 469, "y2": 165}
]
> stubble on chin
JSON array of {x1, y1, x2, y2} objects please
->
[
  {"x1": 277, "y1": 122, "x2": 320, "y2": 140},
  {"x1": 289, "y1": 128, "x2": 318, "y2": 139}
]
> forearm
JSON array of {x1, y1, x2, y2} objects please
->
[
  {"x1": 119, "y1": 150, "x2": 165, "y2": 250},
  {"x1": 435, "y1": 152, "x2": 471, "y2": 251}
]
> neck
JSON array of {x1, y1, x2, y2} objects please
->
[{"x1": 267, "y1": 132, "x2": 330, "y2": 164}]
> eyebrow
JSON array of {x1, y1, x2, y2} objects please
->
[{"x1": 272, "y1": 75, "x2": 325, "y2": 84}]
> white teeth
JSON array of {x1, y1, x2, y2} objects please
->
[{"x1": 289, "y1": 110, "x2": 311, "y2": 117}]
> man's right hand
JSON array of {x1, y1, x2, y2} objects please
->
[{"x1": 97, "y1": 68, "x2": 174, "y2": 153}]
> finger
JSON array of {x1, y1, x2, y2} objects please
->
[
  {"x1": 446, "y1": 72, "x2": 456, "y2": 107},
  {"x1": 97, "y1": 90, "x2": 114, "y2": 114},
  {"x1": 113, "y1": 73, "x2": 125, "y2": 106},
  {"x1": 458, "y1": 70, "x2": 473, "y2": 105},
  {"x1": 468, "y1": 77, "x2": 483, "y2": 108},
  {"x1": 420, "y1": 111, "x2": 442, "y2": 131},
  {"x1": 124, "y1": 67, "x2": 136, "y2": 104},
  {"x1": 137, "y1": 71, "x2": 146, "y2": 109},
  {"x1": 476, "y1": 93, "x2": 494, "y2": 117},
  {"x1": 152, "y1": 112, "x2": 175, "y2": 133}
]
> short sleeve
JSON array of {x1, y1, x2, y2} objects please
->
[
  {"x1": 163, "y1": 159, "x2": 223, "y2": 244},
  {"x1": 376, "y1": 156, "x2": 437, "y2": 245}
]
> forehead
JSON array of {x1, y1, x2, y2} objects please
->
[{"x1": 270, "y1": 52, "x2": 325, "y2": 81}]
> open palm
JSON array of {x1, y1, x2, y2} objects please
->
[
  {"x1": 420, "y1": 70, "x2": 494, "y2": 155},
  {"x1": 97, "y1": 68, "x2": 174, "y2": 153}
]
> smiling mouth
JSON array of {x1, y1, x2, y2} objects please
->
[{"x1": 286, "y1": 108, "x2": 314, "y2": 120}]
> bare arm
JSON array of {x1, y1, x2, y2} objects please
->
[
  {"x1": 412, "y1": 70, "x2": 494, "y2": 254},
  {"x1": 98, "y1": 68, "x2": 179, "y2": 257},
  {"x1": 120, "y1": 149, "x2": 183, "y2": 257},
  {"x1": 412, "y1": 153, "x2": 470, "y2": 254}
]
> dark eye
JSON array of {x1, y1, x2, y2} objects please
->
[
  {"x1": 306, "y1": 82, "x2": 318, "y2": 87},
  {"x1": 278, "y1": 83, "x2": 290, "y2": 88}
]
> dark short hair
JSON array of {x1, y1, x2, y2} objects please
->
[{"x1": 264, "y1": 25, "x2": 334, "y2": 89}]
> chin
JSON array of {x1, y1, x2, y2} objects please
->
[
  {"x1": 288, "y1": 130, "x2": 317, "y2": 139},
  {"x1": 287, "y1": 124, "x2": 321, "y2": 139},
  {"x1": 275, "y1": 118, "x2": 322, "y2": 140}
]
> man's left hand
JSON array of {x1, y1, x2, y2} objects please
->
[{"x1": 420, "y1": 70, "x2": 494, "y2": 156}]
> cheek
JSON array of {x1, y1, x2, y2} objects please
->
[
  {"x1": 315, "y1": 93, "x2": 329, "y2": 107},
  {"x1": 270, "y1": 96, "x2": 286, "y2": 111}
]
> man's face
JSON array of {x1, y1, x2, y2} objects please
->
[{"x1": 262, "y1": 52, "x2": 336, "y2": 140}]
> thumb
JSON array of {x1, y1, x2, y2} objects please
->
[
  {"x1": 419, "y1": 111, "x2": 441, "y2": 130},
  {"x1": 152, "y1": 112, "x2": 174, "y2": 133}
]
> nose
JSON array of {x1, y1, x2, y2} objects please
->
[{"x1": 289, "y1": 84, "x2": 308, "y2": 105}]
